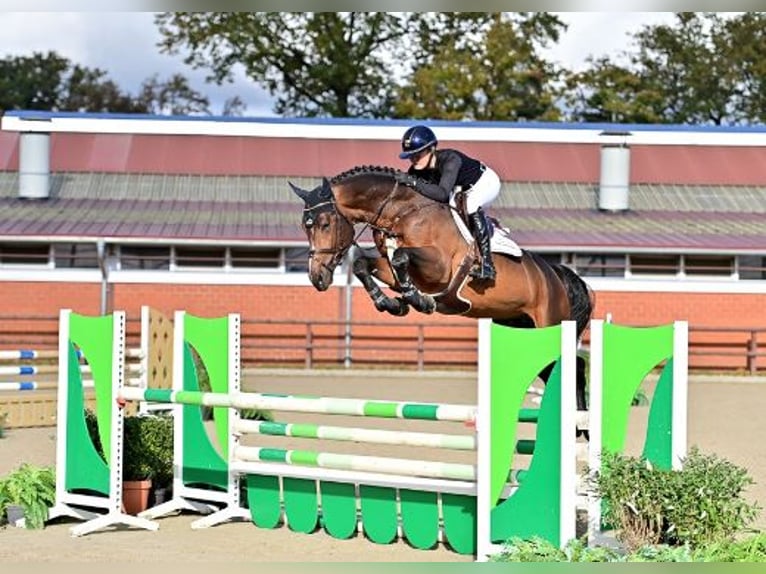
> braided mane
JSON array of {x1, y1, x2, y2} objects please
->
[{"x1": 330, "y1": 165, "x2": 400, "y2": 185}]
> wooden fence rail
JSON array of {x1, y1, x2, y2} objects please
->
[{"x1": 0, "y1": 315, "x2": 763, "y2": 374}]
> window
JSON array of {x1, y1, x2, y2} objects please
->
[
  {"x1": 684, "y1": 255, "x2": 734, "y2": 277},
  {"x1": 175, "y1": 246, "x2": 225, "y2": 268},
  {"x1": 120, "y1": 245, "x2": 170, "y2": 270},
  {"x1": 739, "y1": 256, "x2": 766, "y2": 280},
  {"x1": 0, "y1": 242, "x2": 49, "y2": 266},
  {"x1": 574, "y1": 253, "x2": 625, "y2": 277},
  {"x1": 54, "y1": 243, "x2": 99, "y2": 268},
  {"x1": 285, "y1": 247, "x2": 310, "y2": 272},
  {"x1": 229, "y1": 247, "x2": 280, "y2": 269},
  {"x1": 629, "y1": 254, "x2": 680, "y2": 276}
]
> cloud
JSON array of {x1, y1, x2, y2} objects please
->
[
  {"x1": 0, "y1": 12, "x2": 275, "y2": 116},
  {"x1": 0, "y1": 12, "x2": 712, "y2": 117}
]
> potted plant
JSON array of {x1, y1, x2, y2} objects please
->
[
  {"x1": 0, "y1": 463, "x2": 56, "y2": 528},
  {"x1": 85, "y1": 409, "x2": 174, "y2": 515},
  {"x1": 122, "y1": 413, "x2": 174, "y2": 513}
]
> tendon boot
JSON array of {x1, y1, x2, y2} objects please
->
[{"x1": 469, "y1": 208, "x2": 496, "y2": 281}]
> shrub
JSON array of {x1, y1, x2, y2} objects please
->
[
  {"x1": 590, "y1": 447, "x2": 760, "y2": 551},
  {"x1": 492, "y1": 534, "x2": 766, "y2": 562},
  {"x1": 85, "y1": 409, "x2": 174, "y2": 486},
  {"x1": 0, "y1": 463, "x2": 56, "y2": 529}
]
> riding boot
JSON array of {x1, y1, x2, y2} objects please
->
[{"x1": 469, "y1": 209, "x2": 496, "y2": 281}]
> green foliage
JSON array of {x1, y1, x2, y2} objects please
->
[
  {"x1": 492, "y1": 536, "x2": 619, "y2": 562},
  {"x1": 0, "y1": 463, "x2": 56, "y2": 529},
  {"x1": 156, "y1": 12, "x2": 409, "y2": 118},
  {"x1": 394, "y1": 13, "x2": 566, "y2": 121},
  {"x1": 590, "y1": 448, "x2": 760, "y2": 551},
  {"x1": 564, "y1": 12, "x2": 766, "y2": 125},
  {"x1": 0, "y1": 411, "x2": 8, "y2": 438},
  {"x1": 492, "y1": 533, "x2": 766, "y2": 562},
  {"x1": 122, "y1": 414, "x2": 174, "y2": 485},
  {"x1": 0, "y1": 50, "x2": 210, "y2": 115},
  {"x1": 85, "y1": 409, "x2": 174, "y2": 485}
]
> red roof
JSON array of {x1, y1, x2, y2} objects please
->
[{"x1": 2, "y1": 131, "x2": 766, "y2": 186}]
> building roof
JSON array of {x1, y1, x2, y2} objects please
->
[{"x1": 0, "y1": 111, "x2": 765, "y2": 253}]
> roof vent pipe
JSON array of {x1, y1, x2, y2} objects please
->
[
  {"x1": 598, "y1": 130, "x2": 631, "y2": 212},
  {"x1": 19, "y1": 132, "x2": 51, "y2": 200}
]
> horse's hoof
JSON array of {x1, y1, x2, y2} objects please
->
[{"x1": 390, "y1": 299, "x2": 409, "y2": 316}]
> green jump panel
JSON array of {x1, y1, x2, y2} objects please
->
[
  {"x1": 65, "y1": 313, "x2": 114, "y2": 496},
  {"x1": 441, "y1": 493, "x2": 477, "y2": 555},
  {"x1": 180, "y1": 343, "x2": 228, "y2": 489},
  {"x1": 400, "y1": 489, "x2": 439, "y2": 551},
  {"x1": 642, "y1": 357, "x2": 676, "y2": 470},
  {"x1": 320, "y1": 481, "x2": 358, "y2": 539},
  {"x1": 246, "y1": 474, "x2": 282, "y2": 528},
  {"x1": 602, "y1": 323, "x2": 675, "y2": 469},
  {"x1": 488, "y1": 323, "x2": 565, "y2": 547},
  {"x1": 283, "y1": 477, "x2": 320, "y2": 533},
  {"x1": 359, "y1": 485, "x2": 398, "y2": 544},
  {"x1": 180, "y1": 314, "x2": 231, "y2": 490}
]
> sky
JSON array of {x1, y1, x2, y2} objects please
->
[{"x1": 0, "y1": 12, "x2": 680, "y2": 117}]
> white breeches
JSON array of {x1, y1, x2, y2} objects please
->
[{"x1": 464, "y1": 166, "x2": 501, "y2": 213}]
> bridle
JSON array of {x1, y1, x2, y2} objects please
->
[
  {"x1": 304, "y1": 179, "x2": 431, "y2": 272},
  {"x1": 302, "y1": 196, "x2": 356, "y2": 273}
]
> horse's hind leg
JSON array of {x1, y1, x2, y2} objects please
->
[
  {"x1": 352, "y1": 252, "x2": 409, "y2": 317},
  {"x1": 538, "y1": 355, "x2": 589, "y2": 439}
]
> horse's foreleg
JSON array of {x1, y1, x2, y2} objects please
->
[
  {"x1": 352, "y1": 254, "x2": 409, "y2": 317},
  {"x1": 390, "y1": 248, "x2": 436, "y2": 314}
]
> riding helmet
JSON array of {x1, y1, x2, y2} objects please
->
[{"x1": 399, "y1": 125, "x2": 437, "y2": 159}]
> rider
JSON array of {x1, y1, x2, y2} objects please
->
[{"x1": 396, "y1": 124, "x2": 501, "y2": 281}]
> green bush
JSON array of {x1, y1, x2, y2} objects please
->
[
  {"x1": 590, "y1": 447, "x2": 760, "y2": 551},
  {"x1": 492, "y1": 533, "x2": 766, "y2": 562},
  {"x1": 0, "y1": 463, "x2": 56, "y2": 529},
  {"x1": 85, "y1": 410, "x2": 174, "y2": 487}
]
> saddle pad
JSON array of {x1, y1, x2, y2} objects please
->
[{"x1": 449, "y1": 207, "x2": 522, "y2": 258}]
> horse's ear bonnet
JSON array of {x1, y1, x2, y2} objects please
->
[{"x1": 289, "y1": 182, "x2": 309, "y2": 202}]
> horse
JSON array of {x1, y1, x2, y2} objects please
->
[{"x1": 290, "y1": 165, "x2": 595, "y2": 416}]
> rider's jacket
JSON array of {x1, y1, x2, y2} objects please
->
[{"x1": 407, "y1": 149, "x2": 485, "y2": 203}]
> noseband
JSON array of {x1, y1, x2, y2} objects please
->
[{"x1": 303, "y1": 198, "x2": 354, "y2": 271}]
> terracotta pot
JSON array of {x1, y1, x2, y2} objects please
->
[{"x1": 122, "y1": 479, "x2": 153, "y2": 515}]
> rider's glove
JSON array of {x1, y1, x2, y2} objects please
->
[{"x1": 394, "y1": 172, "x2": 419, "y2": 191}]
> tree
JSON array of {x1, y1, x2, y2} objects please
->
[
  {"x1": 155, "y1": 12, "x2": 410, "y2": 118},
  {"x1": 565, "y1": 13, "x2": 766, "y2": 125},
  {"x1": 0, "y1": 51, "x2": 211, "y2": 116},
  {"x1": 393, "y1": 13, "x2": 566, "y2": 121},
  {"x1": 136, "y1": 73, "x2": 210, "y2": 115}
]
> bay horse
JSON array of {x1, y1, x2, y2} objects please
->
[{"x1": 290, "y1": 165, "x2": 594, "y2": 416}]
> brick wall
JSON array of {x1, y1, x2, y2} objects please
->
[{"x1": 0, "y1": 281, "x2": 763, "y2": 371}]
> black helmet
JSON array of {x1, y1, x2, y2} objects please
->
[{"x1": 399, "y1": 125, "x2": 437, "y2": 159}]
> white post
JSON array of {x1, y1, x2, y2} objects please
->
[
  {"x1": 672, "y1": 321, "x2": 689, "y2": 470},
  {"x1": 475, "y1": 318, "x2": 498, "y2": 561},
  {"x1": 559, "y1": 321, "x2": 578, "y2": 547},
  {"x1": 586, "y1": 319, "x2": 604, "y2": 545}
]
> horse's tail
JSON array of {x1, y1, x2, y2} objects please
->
[{"x1": 553, "y1": 264, "x2": 594, "y2": 339}]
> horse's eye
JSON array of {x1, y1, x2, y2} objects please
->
[{"x1": 320, "y1": 222, "x2": 331, "y2": 231}]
